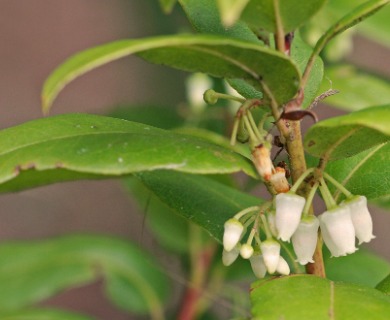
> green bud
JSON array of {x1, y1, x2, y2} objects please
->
[{"x1": 203, "y1": 89, "x2": 218, "y2": 104}]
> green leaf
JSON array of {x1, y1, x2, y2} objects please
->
[
  {"x1": 241, "y1": 0, "x2": 327, "y2": 34},
  {"x1": 178, "y1": 0, "x2": 259, "y2": 42},
  {"x1": 325, "y1": 250, "x2": 390, "y2": 287},
  {"x1": 159, "y1": 0, "x2": 177, "y2": 14},
  {"x1": 216, "y1": 0, "x2": 251, "y2": 27},
  {"x1": 0, "y1": 113, "x2": 256, "y2": 193},
  {"x1": 134, "y1": 170, "x2": 262, "y2": 242},
  {"x1": 304, "y1": 105, "x2": 390, "y2": 159},
  {"x1": 251, "y1": 275, "x2": 390, "y2": 319},
  {"x1": 319, "y1": 65, "x2": 390, "y2": 111},
  {"x1": 42, "y1": 34, "x2": 299, "y2": 113},
  {"x1": 0, "y1": 235, "x2": 168, "y2": 316},
  {"x1": 376, "y1": 274, "x2": 390, "y2": 295},
  {"x1": 324, "y1": 142, "x2": 390, "y2": 202},
  {"x1": 0, "y1": 308, "x2": 93, "y2": 320}
]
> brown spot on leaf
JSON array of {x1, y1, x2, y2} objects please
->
[{"x1": 308, "y1": 140, "x2": 316, "y2": 147}]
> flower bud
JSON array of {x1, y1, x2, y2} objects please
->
[
  {"x1": 319, "y1": 206, "x2": 357, "y2": 257},
  {"x1": 275, "y1": 193, "x2": 306, "y2": 242},
  {"x1": 240, "y1": 244, "x2": 254, "y2": 259},
  {"x1": 223, "y1": 219, "x2": 244, "y2": 252},
  {"x1": 249, "y1": 253, "x2": 267, "y2": 278},
  {"x1": 341, "y1": 196, "x2": 375, "y2": 244},
  {"x1": 222, "y1": 245, "x2": 240, "y2": 266},
  {"x1": 292, "y1": 216, "x2": 319, "y2": 265},
  {"x1": 260, "y1": 239, "x2": 280, "y2": 274},
  {"x1": 252, "y1": 144, "x2": 273, "y2": 181},
  {"x1": 270, "y1": 167, "x2": 290, "y2": 193},
  {"x1": 276, "y1": 256, "x2": 290, "y2": 275}
]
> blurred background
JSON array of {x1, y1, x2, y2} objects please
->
[{"x1": 0, "y1": 1, "x2": 389, "y2": 319}]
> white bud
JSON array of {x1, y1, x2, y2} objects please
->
[
  {"x1": 260, "y1": 239, "x2": 280, "y2": 274},
  {"x1": 292, "y1": 216, "x2": 319, "y2": 265},
  {"x1": 222, "y1": 245, "x2": 240, "y2": 266},
  {"x1": 249, "y1": 253, "x2": 267, "y2": 278},
  {"x1": 341, "y1": 196, "x2": 375, "y2": 244},
  {"x1": 319, "y1": 206, "x2": 357, "y2": 257},
  {"x1": 276, "y1": 256, "x2": 290, "y2": 275},
  {"x1": 267, "y1": 212, "x2": 278, "y2": 237},
  {"x1": 223, "y1": 219, "x2": 244, "y2": 252},
  {"x1": 240, "y1": 244, "x2": 254, "y2": 259},
  {"x1": 252, "y1": 144, "x2": 273, "y2": 181},
  {"x1": 275, "y1": 193, "x2": 306, "y2": 242},
  {"x1": 270, "y1": 167, "x2": 290, "y2": 193}
]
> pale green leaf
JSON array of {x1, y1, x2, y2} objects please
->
[
  {"x1": 251, "y1": 275, "x2": 390, "y2": 319},
  {"x1": 304, "y1": 105, "x2": 390, "y2": 159},
  {"x1": 0, "y1": 235, "x2": 168, "y2": 315},
  {"x1": 42, "y1": 34, "x2": 299, "y2": 113},
  {"x1": 0, "y1": 309, "x2": 92, "y2": 320},
  {"x1": 216, "y1": 0, "x2": 251, "y2": 27},
  {"x1": 0, "y1": 113, "x2": 256, "y2": 193},
  {"x1": 159, "y1": 0, "x2": 177, "y2": 14}
]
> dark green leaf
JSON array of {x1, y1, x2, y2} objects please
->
[
  {"x1": 251, "y1": 275, "x2": 390, "y2": 319},
  {"x1": 319, "y1": 65, "x2": 390, "y2": 111},
  {"x1": 134, "y1": 170, "x2": 262, "y2": 242},
  {"x1": 324, "y1": 142, "x2": 390, "y2": 202},
  {"x1": 304, "y1": 105, "x2": 390, "y2": 159},
  {"x1": 0, "y1": 309, "x2": 92, "y2": 320},
  {"x1": 0, "y1": 114, "x2": 256, "y2": 193},
  {"x1": 376, "y1": 274, "x2": 390, "y2": 294},
  {"x1": 241, "y1": 0, "x2": 327, "y2": 34},
  {"x1": 0, "y1": 235, "x2": 168, "y2": 315},
  {"x1": 325, "y1": 250, "x2": 390, "y2": 287},
  {"x1": 42, "y1": 34, "x2": 299, "y2": 113},
  {"x1": 159, "y1": 0, "x2": 177, "y2": 14}
]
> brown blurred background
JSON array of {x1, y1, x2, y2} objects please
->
[{"x1": 0, "y1": 1, "x2": 389, "y2": 319}]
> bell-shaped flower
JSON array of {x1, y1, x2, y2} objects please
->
[
  {"x1": 276, "y1": 256, "x2": 290, "y2": 275},
  {"x1": 267, "y1": 212, "x2": 278, "y2": 237},
  {"x1": 270, "y1": 167, "x2": 290, "y2": 194},
  {"x1": 260, "y1": 239, "x2": 280, "y2": 274},
  {"x1": 222, "y1": 245, "x2": 240, "y2": 266},
  {"x1": 292, "y1": 216, "x2": 319, "y2": 265},
  {"x1": 249, "y1": 253, "x2": 267, "y2": 278},
  {"x1": 252, "y1": 144, "x2": 273, "y2": 181},
  {"x1": 275, "y1": 193, "x2": 306, "y2": 242},
  {"x1": 319, "y1": 206, "x2": 357, "y2": 257},
  {"x1": 341, "y1": 196, "x2": 375, "y2": 244},
  {"x1": 240, "y1": 244, "x2": 254, "y2": 259},
  {"x1": 223, "y1": 218, "x2": 244, "y2": 252}
]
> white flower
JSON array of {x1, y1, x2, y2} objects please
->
[
  {"x1": 275, "y1": 193, "x2": 306, "y2": 242},
  {"x1": 267, "y1": 212, "x2": 278, "y2": 237},
  {"x1": 249, "y1": 253, "x2": 267, "y2": 278},
  {"x1": 341, "y1": 196, "x2": 375, "y2": 244},
  {"x1": 319, "y1": 206, "x2": 357, "y2": 257},
  {"x1": 292, "y1": 216, "x2": 319, "y2": 265},
  {"x1": 240, "y1": 244, "x2": 254, "y2": 259},
  {"x1": 186, "y1": 73, "x2": 212, "y2": 109},
  {"x1": 222, "y1": 245, "x2": 240, "y2": 266},
  {"x1": 223, "y1": 218, "x2": 244, "y2": 252},
  {"x1": 276, "y1": 256, "x2": 290, "y2": 275},
  {"x1": 260, "y1": 239, "x2": 280, "y2": 274}
]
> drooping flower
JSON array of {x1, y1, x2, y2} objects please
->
[
  {"x1": 260, "y1": 239, "x2": 280, "y2": 274},
  {"x1": 292, "y1": 216, "x2": 319, "y2": 265},
  {"x1": 222, "y1": 245, "x2": 240, "y2": 266},
  {"x1": 249, "y1": 253, "x2": 267, "y2": 278},
  {"x1": 223, "y1": 219, "x2": 244, "y2": 252},
  {"x1": 275, "y1": 193, "x2": 306, "y2": 242},
  {"x1": 252, "y1": 144, "x2": 273, "y2": 181},
  {"x1": 240, "y1": 244, "x2": 254, "y2": 259},
  {"x1": 276, "y1": 256, "x2": 290, "y2": 275},
  {"x1": 341, "y1": 195, "x2": 375, "y2": 244},
  {"x1": 319, "y1": 206, "x2": 357, "y2": 257},
  {"x1": 267, "y1": 212, "x2": 278, "y2": 237}
]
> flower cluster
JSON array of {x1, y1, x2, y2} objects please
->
[{"x1": 221, "y1": 170, "x2": 375, "y2": 279}]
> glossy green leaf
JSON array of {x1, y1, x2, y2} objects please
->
[
  {"x1": 319, "y1": 65, "x2": 390, "y2": 111},
  {"x1": 0, "y1": 113, "x2": 256, "y2": 193},
  {"x1": 42, "y1": 34, "x2": 299, "y2": 113},
  {"x1": 304, "y1": 105, "x2": 390, "y2": 159},
  {"x1": 376, "y1": 274, "x2": 390, "y2": 295},
  {"x1": 178, "y1": 0, "x2": 259, "y2": 42},
  {"x1": 134, "y1": 170, "x2": 262, "y2": 241},
  {"x1": 241, "y1": 0, "x2": 327, "y2": 33},
  {"x1": 216, "y1": 0, "x2": 251, "y2": 26},
  {"x1": 251, "y1": 275, "x2": 390, "y2": 319},
  {"x1": 0, "y1": 309, "x2": 92, "y2": 320},
  {"x1": 324, "y1": 142, "x2": 390, "y2": 202},
  {"x1": 325, "y1": 250, "x2": 390, "y2": 287},
  {"x1": 159, "y1": 0, "x2": 177, "y2": 14},
  {"x1": 0, "y1": 235, "x2": 168, "y2": 315}
]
